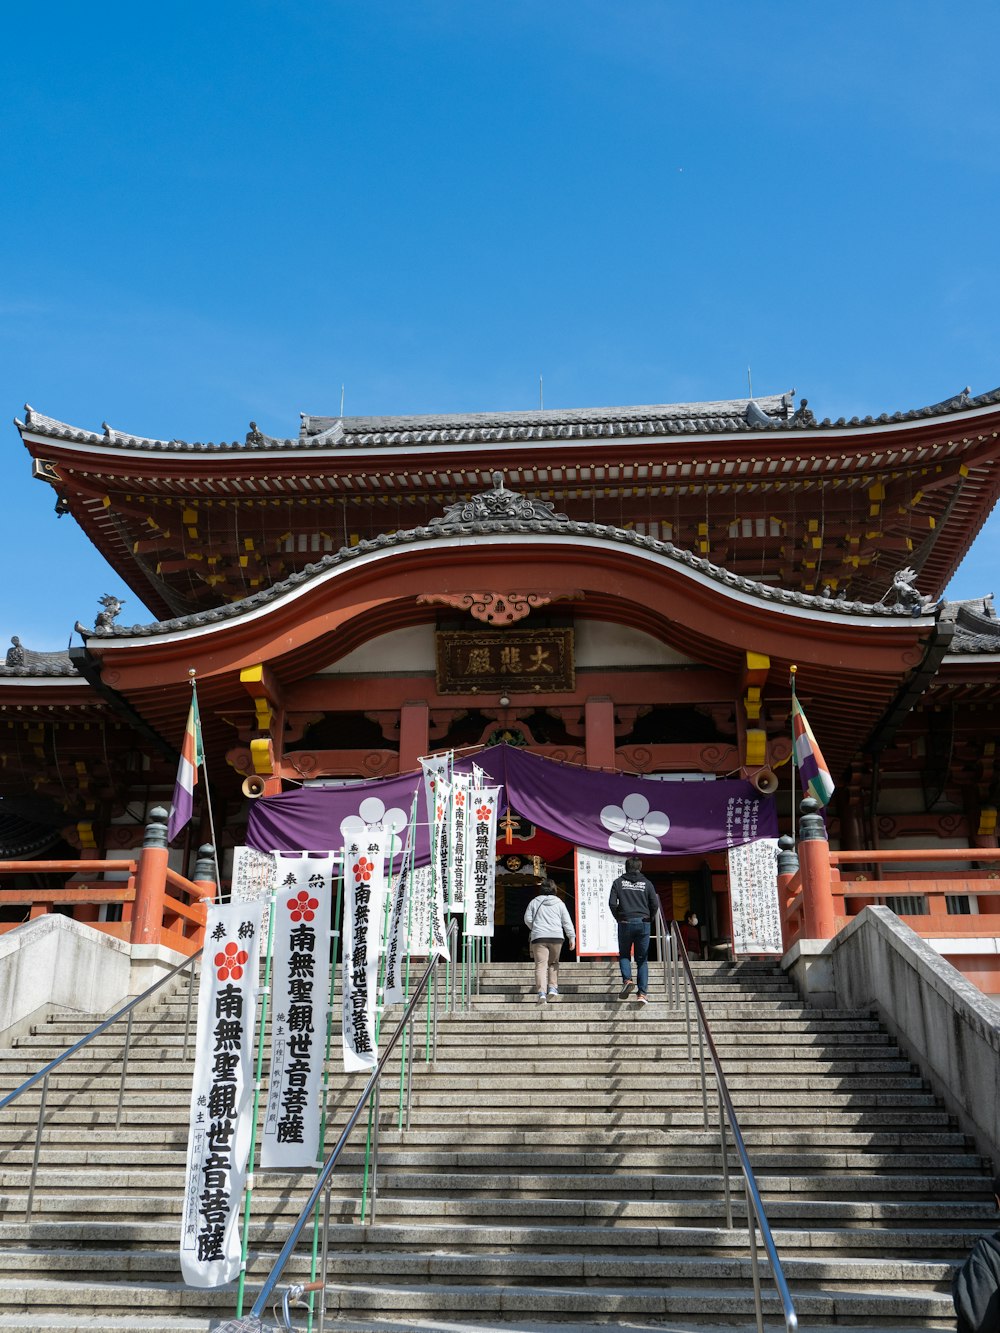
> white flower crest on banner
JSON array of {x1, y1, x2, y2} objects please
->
[
  {"x1": 181, "y1": 899, "x2": 263, "y2": 1288},
  {"x1": 600, "y1": 792, "x2": 670, "y2": 853},
  {"x1": 260, "y1": 853, "x2": 334, "y2": 1171},
  {"x1": 340, "y1": 796, "x2": 408, "y2": 859}
]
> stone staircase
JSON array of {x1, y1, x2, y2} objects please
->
[{"x1": 0, "y1": 956, "x2": 993, "y2": 1331}]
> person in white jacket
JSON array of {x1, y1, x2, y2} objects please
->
[{"x1": 523, "y1": 879, "x2": 576, "y2": 1003}]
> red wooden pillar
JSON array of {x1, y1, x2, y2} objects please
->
[
  {"x1": 131, "y1": 807, "x2": 170, "y2": 947},
  {"x1": 585, "y1": 696, "x2": 616, "y2": 770},
  {"x1": 399, "y1": 701, "x2": 430, "y2": 772},
  {"x1": 797, "y1": 797, "x2": 835, "y2": 939}
]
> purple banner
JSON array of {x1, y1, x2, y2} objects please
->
[{"x1": 247, "y1": 746, "x2": 775, "y2": 862}]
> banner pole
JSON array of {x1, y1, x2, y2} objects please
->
[
  {"x1": 397, "y1": 797, "x2": 418, "y2": 1131},
  {"x1": 789, "y1": 666, "x2": 798, "y2": 844},
  {"x1": 235, "y1": 884, "x2": 278, "y2": 1317},
  {"x1": 361, "y1": 867, "x2": 393, "y2": 1223},
  {"x1": 187, "y1": 671, "x2": 224, "y2": 897},
  {"x1": 307, "y1": 852, "x2": 344, "y2": 1330}
]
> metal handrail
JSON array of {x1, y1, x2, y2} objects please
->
[
  {"x1": 248, "y1": 917, "x2": 460, "y2": 1325},
  {"x1": 654, "y1": 909, "x2": 798, "y2": 1333},
  {"x1": 0, "y1": 945, "x2": 203, "y2": 1220}
]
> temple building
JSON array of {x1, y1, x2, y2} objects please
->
[{"x1": 3, "y1": 386, "x2": 1000, "y2": 979}]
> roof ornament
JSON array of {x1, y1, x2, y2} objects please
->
[
  {"x1": 246, "y1": 421, "x2": 265, "y2": 445},
  {"x1": 791, "y1": 398, "x2": 816, "y2": 425},
  {"x1": 430, "y1": 472, "x2": 569, "y2": 528},
  {"x1": 6, "y1": 636, "x2": 25, "y2": 667},
  {"x1": 878, "y1": 567, "x2": 937, "y2": 616},
  {"x1": 75, "y1": 594, "x2": 126, "y2": 638}
]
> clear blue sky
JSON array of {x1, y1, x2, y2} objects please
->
[{"x1": 3, "y1": 0, "x2": 998, "y2": 647}]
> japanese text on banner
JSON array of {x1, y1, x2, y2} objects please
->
[
  {"x1": 181, "y1": 900, "x2": 262, "y2": 1288},
  {"x1": 260, "y1": 852, "x2": 334, "y2": 1170}
]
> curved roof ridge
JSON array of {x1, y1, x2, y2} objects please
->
[
  {"x1": 76, "y1": 502, "x2": 945, "y2": 643},
  {"x1": 17, "y1": 383, "x2": 1000, "y2": 454}
]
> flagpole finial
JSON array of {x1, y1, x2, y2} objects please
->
[
  {"x1": 789, "y1": 665, "x2": 797, "y2": 677},
  {"x1": 188, "y1": 668, "x2": 197, "y2": 679}
]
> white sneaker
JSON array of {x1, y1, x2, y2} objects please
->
[
  {"x1": 547, "y1": 988, "x2": 560, "y2": 1001},
  {"x1": 536, "y1": 992, "x2": 547, "y2": 1003}
]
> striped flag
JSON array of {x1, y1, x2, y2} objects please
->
[
  {"x1": 167, "y1": 691, "x2": 204, "y2": 842},
  {"x1": 791, "y1": 694, "x2": 835, "y2": 806}
]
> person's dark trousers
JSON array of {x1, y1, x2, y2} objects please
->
[{"x1": 617, "y1": 918, "x2": 651, "y2": 993}]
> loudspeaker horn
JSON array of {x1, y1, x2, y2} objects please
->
[
  {"x1": 242, "y1": 774, "x2": 267, "y2": 799},
  {"x1": 752, "y1": 768, "x2": 780, "y2": 795}
]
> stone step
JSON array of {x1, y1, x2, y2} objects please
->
[
  {"x1": 0, "y1": 1274, "x2": 960, "y2": 1324},
  {"x1": 0, "y1": 1128, "x2": 973, "y2": 1163},
  {"x1": 0, "y1": 1218, "x2": 993, "y2": 1255},
  {"x1": 0, "y1": 1244, "x2": 959, "y2": 1289},
  {"x1": 0, "y1": 1150, "x2": 987, "y2": 1192}
]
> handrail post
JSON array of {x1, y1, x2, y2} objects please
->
[
  {"x1": 318, "y1": 1185, "x2": 332, "y2": 1333},
  {"x1": 697, "y1": 1010, "x2": 709, "y2": 1129},
  {"x1": 183, "y1": 957, "x2": 197, "y2": 1058},
  {"x1": 26, "y1": 1072, "x2": 49, "y2": 1222},
  {"x1": 115, "y1": 1010, "x2": 134, "y2": 1129},
  {"x1": 746, "y1": 1178, "x2": 765, "y2": 1333},
  {"x1": 370, "y1": 1079, "x2": 382, "y2": 1225},
  {"x1": 131, "y1": 807, "x2": 171, "y2": 947},
  {"x1": 718, "y1": 1085, "x2": 732, "y2": 1228}
]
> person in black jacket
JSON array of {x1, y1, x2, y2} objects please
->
[
  {"x1": 608, "y1": 856, "x2": 659, "y2": 1004},
  {"x1": 953, "y1": 1175, "x2": 1000, "y2": 1333}
]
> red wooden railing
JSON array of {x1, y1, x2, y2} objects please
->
[{"x1": 0, "y1": 809, "x2": 216, "y2": 956}]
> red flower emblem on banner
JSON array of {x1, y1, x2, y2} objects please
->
[
  {"x1": 215, "y1": 941, "x2": 249, "y2": 981},
  {"x1": 288, "y1": 890, "x2": 319, "y2": 922},
  {"x1": 455, "y1": 791, "x2": 466, "y2": 806},
  {"x1": 476, "y1": 803, "x2": 491, "y2": 821},
  {"x1": 353, "y1": 857, "x2": 374, "y2": 884}
]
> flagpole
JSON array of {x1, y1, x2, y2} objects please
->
[
  {"x1": 186, "y1": 668, "x2": 224, "y2": 898},
  {"x1": 789, "y1": 665, "x2": 798, "y2": 845}
]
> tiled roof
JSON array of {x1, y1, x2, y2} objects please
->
[
  {"x1": 941, "y1": 596, "x2": 1000, "y2": 653},
  {"x1": 0, "y1": 639, "x2": 78, "y2": 677},
  {"x1": 16, "y1": 384, "x2": 1000, "y2": 454},
  {"x1": 74, "y1": 485, "x2": 945, "y2": 642}
]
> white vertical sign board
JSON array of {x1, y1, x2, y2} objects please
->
[
  {"x1": 181, "y1": 899, "x2": 263, "y2": 1287},
  {"x1": 574, "y1": 848, "x2": 624, "y2": 956},
  {"x1": 465, "y1": 787, "x2": 500, "y2": 937},
  {"x1": 260, "y1": 852, "x2": 334, "y2": 1171},
  {"x1": 342, "y1": 834, "x2": 389, "y2": 1072},
  {"x1": 383, "y1": 865, "x2": 409, "y2": 1006},
  {"x1": 728, "y1": 837, "x2": 782, "y2": 955},
  {"x1": 231, "y1": 846, "x2": 275, "y2": 957}
]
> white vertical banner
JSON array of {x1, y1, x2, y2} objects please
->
[
  {"x1": 342, "y1": 833, "x2": 389, "y2": 1072},
  {"x1": 729, "y1": 837, "x2": 782, "y2": 955},
  {"x1": 420, "y1": 753, "x2": 452, "y2": 916},
  {"x1": 449, "y1": 772, "x2": 473, "y2": 911},
  {"x1": 260, "y1": 853, "x2": 335, "y2": 1171},
  {"x1": 383, "y1": 861, "x2": 410, "y2": 1006},
  {"x1": 181, "y1": 899, "x2": 263, "y2": 1288},
  {"x1": 404, "y1": 863, "x2": 435, "y2": 957},
  {"x1": 231, "y1": 846, "x2": 276, "y2": 957},
  {"x1": 574, "y1": 848, "x2": 624, "y2": 956},
  {"x1": 465, "y1": 786, "x2": 500, "y2": 937}
]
